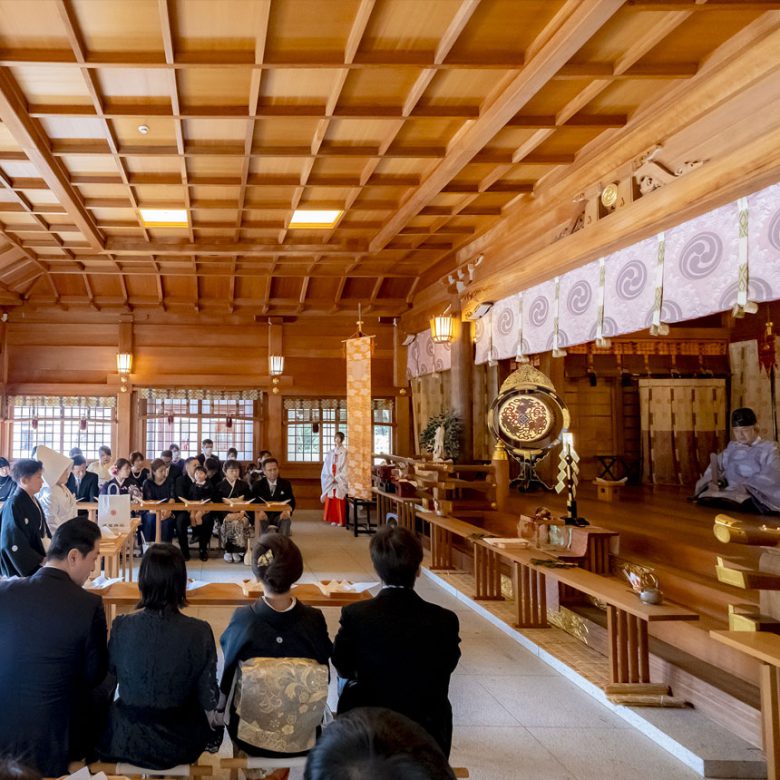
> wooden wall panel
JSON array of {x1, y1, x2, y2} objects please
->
[{"x1": 0, "y1": 313, "x2": 402, "y2": 509}]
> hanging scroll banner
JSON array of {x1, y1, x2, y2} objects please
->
[{"x1": 346, "y1": 336, "x2": 373, "y2": 500}]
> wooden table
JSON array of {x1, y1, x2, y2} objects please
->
[
  {"x1": 496, "y1": 544, "x2": 699, "y2": 686},
  {"x1": 96, "y1": 522, "x2": 138, "y2": 581},
  {"x1": 711, "y1": 630, "x2": 780, "y2": 779},
  {"x1": 90, "y1": 580, "x2": 371, "y2": 624},
  {"x1": 138, "y1": 501, "x2": 291, "y2": 542}
]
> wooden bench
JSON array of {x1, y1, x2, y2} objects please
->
[
  {"x1": 220, "y1": 756, "x2": 469, "y2": 778},
  {"x1": 711, "y1": 630, "x2": 780, "y2": 780},
  {"x1": 89, "y1": 761, "x2": 212, "y2": 777},
  {"x1": 491, "y1": 543, "x2": 699, "y2": 686}
]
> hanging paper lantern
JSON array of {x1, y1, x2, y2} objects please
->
[
  {"x1": 167, "y1": 414, "x2": 174, "y2": 426},
  {"x1": 31, "y1": 417, "x2": 38, "y2": 430},
  {"x1": 226, "y1": 416, "x2": 233, "y2": 429},
  {"x1": 80, "y1": 417, "x2": 88, "y2": 431}
]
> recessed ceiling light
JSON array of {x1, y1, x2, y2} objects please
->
[
  {"x1": 140, "y1": 208, "x2": 188, "y2": 227},
  {"x1": 137, "y1": 124, "x2": 150, "y2": 135},
  {"x1": 289, "y1": 209, "x2": 343, "y2": 228}
]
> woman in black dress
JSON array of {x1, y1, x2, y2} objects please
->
[
  {"x1": 219, "y1": 534, "x2": 332, "y2": 777},
  {"x1": 97, "y1": 544, "x2": 220, "y2": 768},
  {"x1": 141, "y1": 458, "x2": 174, "y2": 544}
]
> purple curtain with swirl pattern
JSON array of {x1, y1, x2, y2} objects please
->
[
  {"x1": 491, "y1": 294, "x2": 520, "y2": 360},
  {"x1": 603, "y1": 236, "x2": 658, "y2": 337},
  {"x1": 558, "y1": 260, "x2": 601, "y2": 348},
  {"x1": 663, "y1": 201, "x2": 739, "y2": 321},
  {"x1": 750, "y1": 182, "x2": 780, "y2": 301},
  {"x1": 411, "y1": 182, "x2": 780, "y2": 374},
  {"x1": 522, "y1": 280, "x2": 556, "y2": 355},
  {"x1": 406, "y1": 329, "x2": 451, "y2": 378}
]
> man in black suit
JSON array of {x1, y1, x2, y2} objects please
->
[
  {"x1": 66, "y1": 455, "x2": 99, "y2": 517},
  {"x1": 0, "y1": 517, "x2": 108, "y2": 776},
  {"x1": 332, "y1": 525, "x2": 461, "y2": 757},
  {"x1": 252, "y1": 457, "x2": 296, "y2": 536}
]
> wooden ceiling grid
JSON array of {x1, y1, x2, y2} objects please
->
[{"x1": 0, "y1": 0, "x2": 774, "y2": 315}]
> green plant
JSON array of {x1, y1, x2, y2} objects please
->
[{"x1": 419, "y1": 410, "x2": 462, "y2": 461}]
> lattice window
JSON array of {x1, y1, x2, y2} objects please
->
[
  {"x1": 9, "y1": 398, "x2": 115, "y2": 460},
  {"x1": 143, "y1": 396, "x2": 256, "y2": 460},
  {"x1": 283, "y1": 398, "x2": 394, "y2": 463}
]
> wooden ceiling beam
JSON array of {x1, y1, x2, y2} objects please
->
[
  {"x1": 277, "y1": 0, "x2": 376, "y2": 245},
  {"x1": 0, "y1": 69, "x2": 104, "y2": 250},
  {"x1": 368, "y1": 1, "x2": 625, "y2": 253},
  {"x1": 625, "y1": 1, "x2": 780, "y2": 9}
]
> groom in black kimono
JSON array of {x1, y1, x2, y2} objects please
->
[{"x1": 0, "y1": 517, "x2": 107, "y2": 776}]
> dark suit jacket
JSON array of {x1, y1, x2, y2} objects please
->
[
  {"x1": 252, "y1": 477, "x2": 296, "y2": 513},
  {"x1": 332, "y1": 587, "x2": 461, "y2": 756},
  {"x1": 66, "y1": 471, "x2": 100, "y2": 503},
  {"x1": 0, "y1": 567, "x2": 108, "y2": 775}
]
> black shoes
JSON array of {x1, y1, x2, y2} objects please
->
[{"x1": 199, "y1": 550, "x2": 209, "y2": 562}]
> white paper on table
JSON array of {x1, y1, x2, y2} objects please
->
[
  {"x1": 65, "y1": 767, "x2": 105, "y2": 780},
  {"x1": 186, "y1": 579, "x2": 210, "y2": 591},
  {"x1": 86, "y1": 575, "x2": 123, "y2": 589},
  {"x1": 99, "y1": 525, "x2": 118, "y2": 539},
  {"x1": 315, "y1": 580, "x2": 379, "y2": 595}
]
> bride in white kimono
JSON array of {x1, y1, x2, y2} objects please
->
[{"x1": 321, "y1": 432, "x2": 348, "y2": 526}]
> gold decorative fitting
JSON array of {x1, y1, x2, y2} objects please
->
[{"x1": 600, "y1": 183, "x2": 619, "y2": 209}]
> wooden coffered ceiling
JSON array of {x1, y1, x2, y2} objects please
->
[{"x1": 0, "y1": 0, "x2": 776, "y2": 317}]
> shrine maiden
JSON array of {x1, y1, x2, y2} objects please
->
[{"x1": 321, "y1": 432, "x2": 348, "y2": 526}]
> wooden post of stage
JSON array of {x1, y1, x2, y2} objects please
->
[
  {"x1": 451, "y1": 312, "x2": 473, "y2": 462},
  {"x1": 492, "y1": 441, "x2": 509, "y2": 511},
  {"x1": 393, "y1": 320, "x2": 412, "y2": 457}
]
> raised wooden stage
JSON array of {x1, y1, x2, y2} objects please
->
[{"x1": 400, "y1": 481, "x2": 772, "y2": 748}]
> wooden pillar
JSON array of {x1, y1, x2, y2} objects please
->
[
  {"x1": 267, "y1": 320, "x2": 284, "y2": 457},
  {"x1": 450, "y1": 314, "x2": 473, "y2": 462},
  {"x1": 492, "y1": 440, "x2": 509, "y2": 511},
  {"x1": 395, "y1": 393, "x2": 412, "y2": 457},
  {"x1": 116, "y1": 319, "x2": 133, "y2": 454}
]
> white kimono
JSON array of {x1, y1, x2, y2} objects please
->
[
  {"x1": 36, "y1": 445, "x2": 78, "y2": 536},
  {"x1": 695, "y1": 436, "x2": 780, "y2": 512},
  {"x1": 321, "y1": 446, "x2": 348, "y2": 502}
]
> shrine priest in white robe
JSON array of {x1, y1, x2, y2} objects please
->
[
  {"x1": 695, "y1": 407, "x2": 780, "y2": 514},
  {"x1": 321, "y1": 432, "x2": 348, "y2": 526}
]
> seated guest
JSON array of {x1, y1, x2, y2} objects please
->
[
  {"x1": 68, "y1": 447, "x2": 83, "y2": 459},
  {"x1": 127, "y1": 451, "x2": 149, "y2": 493},
  {"x1": 197, "y1": 438, "x2": 221, "y2": 473},
  {"x1": 160, "y1": 449, "x2": 175, "y2": 475},
  {"x1": 205, "y1": 455, "x2": 223, "y2": 491},
  {"x1": 0, "y1": 518, "x2": 107, "y2": 776},
  {"x1": 247, "y1": 450, "x2": 272, "y2": 486},
  {"x1": 254, "y1": 458, "x2": 295, "y2": 536},
  {"x1": 695, "y1": 407, "x2": 780, "y2": 513},
  {"x1": 97, "y1": 544, "x2": 220, "y2": 769},
  {"x1": 332, "y1": 526, "x2": 461, "y2": 757},
  {"x1": 0, "y1": 456, "x2": 15, "y2": 501},
  {"x1": 303, "y1": 708, "x2": 457, "y2": 780},
  {"x1": 36, "y1": 445, "x2": 78, "y2": 537},
  {"x1": 174, "y1": 457, "x2": 203, "y2": 562},
  {"x1": 141, "y1": 458, "x2": 174, "y2": 544},
  {"x1": 219, "y1": 535, "x2": 332, "y2": 774},
  {"x1": 100, "y1": 458, "x2": 133, "y2": 497},
  {"x1": 0, "y1": 458, "x2": 46, "y2": 577},
  {"x1": 217, "y1": 459, "x2": 252, "y2": 564},
  {"x1": 226, "y1": 447, "x2": 239, "y2": 466},
  {"x1": 168, "y1": 443, "x2": 184, "y2": 478},
  {"x1": 88, "y1": 445, "x2": 113, "y2": 487},
  {"x1": 67, "y1": 454, "x2": 100, "y2": 515}
]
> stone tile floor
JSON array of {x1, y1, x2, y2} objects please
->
[{"x1": 162, "y1": 511, "x2": 708, "y2": 780}]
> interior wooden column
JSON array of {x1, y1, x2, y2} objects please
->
[
  {"x1": 267, "y1": 320, "x2": 283, "y2": 457},
  {"x1": 116, "y1": 320, "x2": 133, "y2": 455},
  {"x1": 450, "y1": 311, "x2": 474, "y2": 462}
]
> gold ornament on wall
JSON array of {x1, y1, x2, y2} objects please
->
[{"x1": 600, "y1": 183, "x2": 619, "y2": 210}]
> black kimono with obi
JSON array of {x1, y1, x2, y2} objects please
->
[{"x1": 0, "y1": 487, "x2": 47, "y2": 577}]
